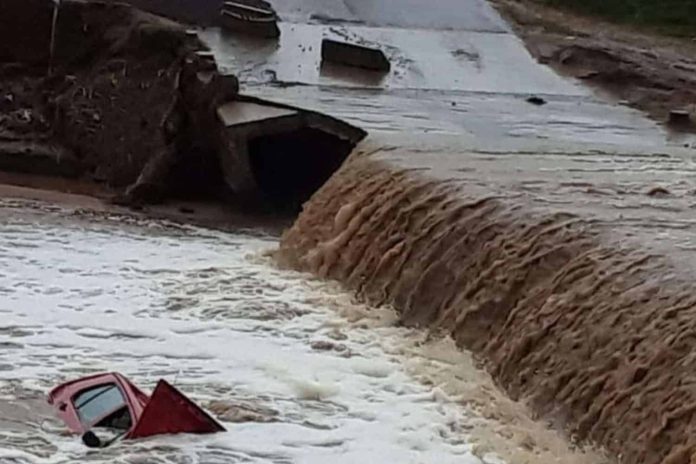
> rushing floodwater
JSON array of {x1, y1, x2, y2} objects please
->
[{"x1": 0, "y1": 199, "x2": 513, "y2": 464}]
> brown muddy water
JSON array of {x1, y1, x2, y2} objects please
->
[
  {"x1": 277, "y1": 147, "x2": 696, "y2": 464},
  {"x1": 0, "y1": 198, "x2": 604, "y2": 464},
  {"x1": 2, "y1": 0, "x2": 694, "y2": 463}
]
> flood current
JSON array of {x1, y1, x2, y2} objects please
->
[
  {"x1": 0, "y1": 199, "x2": 603, "y2": 464},
  {"x1": 0, "y1": 199, "x2": 495, "y2": 464}
]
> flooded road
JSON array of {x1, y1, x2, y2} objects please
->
[
  {"x1": 0, "y1": 199, "x2": 567, "y2": 464},
  {"x1": 201, "y1": 8, "x2": 696, "y2": 148}
]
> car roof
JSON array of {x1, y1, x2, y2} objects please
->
[{"x1": 48, "y1": 372, "x2": 128, "y2": 406}]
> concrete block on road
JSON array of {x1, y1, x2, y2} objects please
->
[{"x1": 321, "y1": 39, "x2": 390, "y2": 72}]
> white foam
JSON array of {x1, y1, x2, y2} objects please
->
[{"x1": 0, "y1": 204, "x2": 499, "y2": 464}]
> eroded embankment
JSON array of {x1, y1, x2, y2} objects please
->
[
  {"x1": 277, "y1": 153, "x2": 696, "y2": 464},
  {"x1": 0, "y1": 0, "x2": 220, "y2": 193},
  {"x1": 0, "y1": 0, "x2": 364, "y2": 211},
  {"x1": 492, "y1": 0, "x2": 696, "y2": 129}
]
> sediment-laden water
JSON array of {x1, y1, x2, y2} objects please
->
[
  {"x1": 0, "y1": 199, "x2": 602, "y2": 464},
  {"x1": 278, "y1": 154, "x2": 696, "y2": 464},
  {"x1": 0, "y1": 200, "x2": 477, "y2": 463}
]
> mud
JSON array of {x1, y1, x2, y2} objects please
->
[
  {"x1": 493, "y1": 0, "x2": 696, "y2": 130},
  {"x1": 1, "y1": 0, "x2": 363, "y2": 211},
  {"x1": 0, "y1": 0, "x2": 207, "y2": 189},
  {"x1": 277, "y1": 151, "x2": 696, "y2": 464}
]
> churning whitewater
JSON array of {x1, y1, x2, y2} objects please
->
[
  {"x1": 0, "y1": 199, "x2": 478, "y2": 464},
  {"x1": 0, "y1": 199, "x2": 603, "y2": 464}
]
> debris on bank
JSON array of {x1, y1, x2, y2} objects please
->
[
  {"x1": 220, "y1": 0, "x2": 280, "y2": 39},
  {"x1": 321, "y1": 39, "x2": 391, "y2": 72},
  {"x1": 0, "y1": 0, "x2": 366, "y2": 211},
  {"x1": 526, "y1": 95, "x2": 547, "y2": 106},
  {"x1": 48, "y1": 372, "x2": 224, "y2": 448},
  {"x1": 494, "y1": 0, "x2": 696, "y2": 132},
  {"x1": 668, "y1": 109, "x2": 692, "y2": 127}
]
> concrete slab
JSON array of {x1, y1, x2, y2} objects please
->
[
  {"x1": 273, "y1": 0, "x2": 509, "y2": 32},
  {"x1": 202, "y1": 0, "x2": 696, "y2": 149},
  {"x1": 341, "y1": 0, "x2": 509, "y2": 32},
  {"x1": 217, "y1": 101, "x2": 297, "y2": 127},
  {"x1": 321, "y1": 39, "x2": 391, "y2": 71},
  {"x1": 242, "y1": 86, "x2": 694, "y2": 147},
  {"x1": 202, "y1": 24, "x2": 585, "y2": 95}
]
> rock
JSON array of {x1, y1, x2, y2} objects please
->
[
  {"x1": 647, "y1": 186, "x2": 671, "y2": 197},
  {"x1": 311, "y1": 340, "x2": 351, "y2": 357},
  {"x1": 668, "y1": 110, "x2": 692, "y2": 126},
  {"x1": 194, "y1": 51, "x2": 217, "y2": 72},
  {"x1": 310, "y1": 340, "x2": 347, "y2": 352},
  {"x1": 577, "y1": 70, "x2": 600, "y2": 80},
  {"x1": 321, "y1": 39, "x2": 391, "y2": 72},
  {"x1": 526, "y1": 96, "x2": 547, "y2": 106},
  {"x1": 207, "y1": 400, "x2": 278, "y2": 423}
]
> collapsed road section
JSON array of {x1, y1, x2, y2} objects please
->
[
  {"x1": 0, "y1": 0, "x2": 365, "y2": 211},
  {"x1": 215, "y1": 96, "x2": 364, "y2": 208}
]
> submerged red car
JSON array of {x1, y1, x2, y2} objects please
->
[{"x1": 48, "y1": 373, "x2": 224, "y2": 447}]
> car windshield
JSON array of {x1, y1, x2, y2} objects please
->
[{"x1": 73, "y1": 384, "x2": 127, "y2": 426}]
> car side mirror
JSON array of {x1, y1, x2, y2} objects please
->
[{"x1": 82, "y1": 431, "x2": 102, "y2": 448}]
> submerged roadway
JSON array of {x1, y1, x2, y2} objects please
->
[{"x1": 202, "y1": 0, "x2": 693, "y2": 147}]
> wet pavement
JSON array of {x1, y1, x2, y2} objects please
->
[
  {"x1": 201, "y1": 0, "x2": 696, "y2": 267},
  {"x1": 275, "y1": 0, "x2": 509, "y2": 31},
  {"x1": 201, "y1": 0, "x2": 696, "y2": 147}
]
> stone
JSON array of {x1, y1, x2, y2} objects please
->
[{"x1": 321, "y1": 39, "x2": 391, "y2": 72}]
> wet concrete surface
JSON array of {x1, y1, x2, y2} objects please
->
[
  {"x1": 357, "y1": 132, "x2": 696, "y2": 271},
  {"x1": 277, "y1": 0, "x2": 509, "y2": 32},
  {"x1": 202, "y1": 0, "x2": 696, "y2": 283},
  {"x1": 203, "y1": 24, "x2": 581, "y2": 94},
  {"x1": 201, "y1": 2, "x2": 696, "y2": 148}
]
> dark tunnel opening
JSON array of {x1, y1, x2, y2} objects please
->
[{"x1": 248, "y1": 128, "x2": 354, "y2": 211}]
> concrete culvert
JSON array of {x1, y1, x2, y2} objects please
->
[
  {"x1": 248, "y1": 127, "x2": 355, "y2": 211},
  {"x1": 216, "y1": 97, "x2": 366, "y2": 212}
]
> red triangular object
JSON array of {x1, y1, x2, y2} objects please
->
[{"x1": 127, "y1": 380, "x2": 225, "y2": 439}]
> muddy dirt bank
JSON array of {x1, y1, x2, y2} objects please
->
[
  {"x1": 0, "y1": 178, "x2": 290, "y2": 235},
  {"x1": 277, "y1": 149, "x2": 696, "y2": 464},
  {"x1": 0, "y1": 0, "x2": 364, "y2": 211},
  {"x1": 492, "y1": 0, "x2": 696, "y2": 130},
  {"x1": 0, "y1": 0, "x2": 215, "y2": 191}
]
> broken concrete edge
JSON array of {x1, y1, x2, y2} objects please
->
[
  {"x1": 211, "y1": 94, "x2": 367, "y2": 202},
  {"x1": 320, "y1": 39, "x2": 391, "y2": 72},
  {"x1": 1, "y1": 0, "x2": 367, "y2": 212},
  {"x1": 1, "y1": 0, "x2": 222, "y2": 189},
  {"x1": 231, "y1": 95, "x2": 367, "y2": 144},
  {"x1": 668, "y1": 110, "x2": 692, "y2": 126}
]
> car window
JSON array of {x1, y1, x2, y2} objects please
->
[{"x1": 73, "y1": 384, "x2": 127, "y2": 425}]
